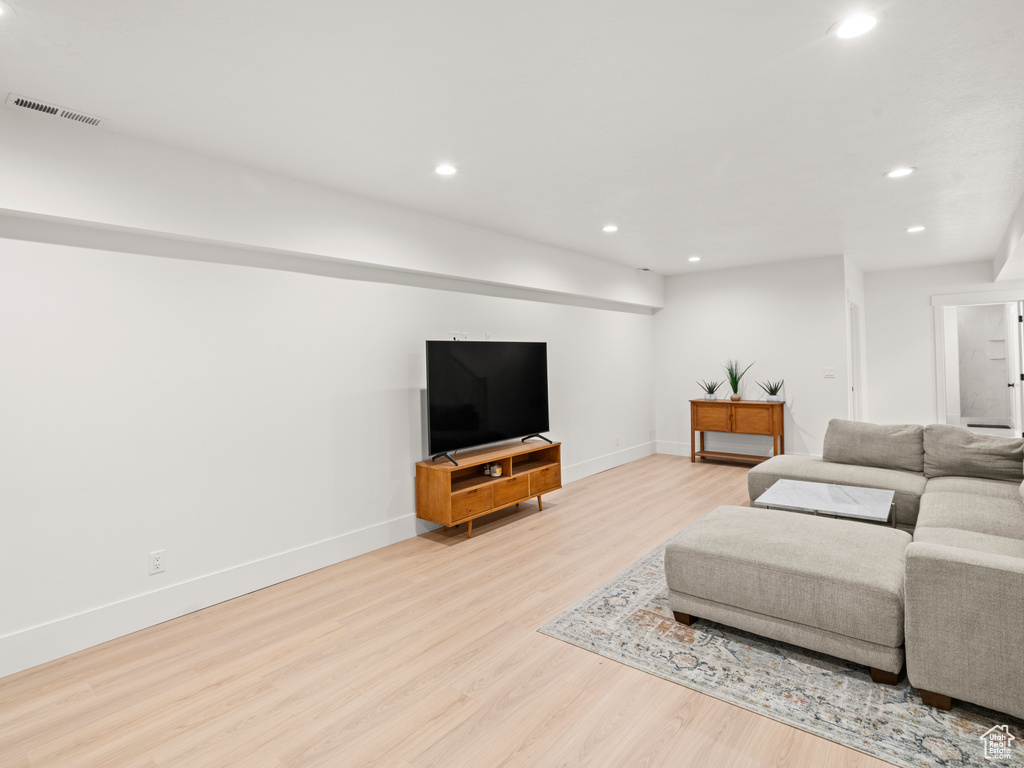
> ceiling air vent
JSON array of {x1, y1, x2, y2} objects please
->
[{"x1": 5, "y1": 93, "x2": 105, "y2": 127}]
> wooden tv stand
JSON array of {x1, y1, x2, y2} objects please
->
[
  {"x1": 415, "y1": 441, "x2": 561, "y2": 538},
  {"x1": 690, "y1": 399, "x2": 784, "y2": 464}
]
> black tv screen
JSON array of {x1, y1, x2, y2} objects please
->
[{"x1": 426, "y1": 341, "x2": 550, "y2": 456}]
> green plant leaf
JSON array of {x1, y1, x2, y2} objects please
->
[{"x1": 723, "y1": 359, "x2": 755, "y2": 392}]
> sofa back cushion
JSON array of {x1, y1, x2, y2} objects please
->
[
  {"x1": 923, "y1": 424, "x2": 1024, "y2": 482},
  {"x1": 823, "y1": 419, "x2": 924, "y2": 473}
]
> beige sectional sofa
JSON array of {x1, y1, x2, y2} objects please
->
[{"x1": 745, "y1": 419, "x2": 1024, "y2": 719}]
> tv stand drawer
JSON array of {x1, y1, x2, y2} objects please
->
[
  {"x1": 530, "y1": 466, "x2": 560, "y2": 495},
  {"x1": 494, "y1": 475, "x2": 529, "y2": 506},
  {"x1": 451, "y1": 486, "x2": 493, "y2": 522}
]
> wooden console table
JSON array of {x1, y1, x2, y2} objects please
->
[{"x1": 690, "y1": 399, "x2": 784, "y2": 464}]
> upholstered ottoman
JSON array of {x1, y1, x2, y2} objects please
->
[{"x1": 664, "y1": 505, "x2": 912, "y2": 681}]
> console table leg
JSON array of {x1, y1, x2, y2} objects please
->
[
  {"x1": 538, "y1": 496, "x2": 543, "y2": 511},
  {"x1": 690, "y1": 403, "x2": 696, "y2": 462}
]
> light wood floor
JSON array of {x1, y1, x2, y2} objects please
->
[{"x1": 0, "y1": 455, "x2": 890, "y2": 768}]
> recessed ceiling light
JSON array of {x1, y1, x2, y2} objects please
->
[
  {"x1": 434, "y1": 163, "x2": 457, "y2": 176},
  {"x1": 886, "y1": 167, "x2": 916, "y2": 178},
  {"x1": 602, "y1": 224, "x2": 618, "y2": 233},
  {"x1": 688, "y1": 256, "x2": 701, "y2": 262},
  {"x1": 834, "y1": 13, "x2": 877, "y2": 38},
  {"x1": 906, "y1": 226, "x2": 925, "y2": 233}
]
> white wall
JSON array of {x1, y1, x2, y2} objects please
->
[
  {"x1": 863, "y1": 260, "x2": 1024, "y2": 425},
  {"x1": 0, "y1": 108, "x2": 663, "y2": 310},
  {"x1": 993, "y1": 185, "x2": 1024, "y2": 280},
  {"x1": 0, "y1": 237, "x2": 655, "y2": 677},
  {"x1": 654, "y1": 256, "x2": 850, "y2": 458}
]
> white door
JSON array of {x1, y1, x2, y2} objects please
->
[
  {"x1": 1014, "y1": 302, "x2": 1024, "y2": 438},
  {"x1": 848, "y1": 301, "x2": 862, "y2": 421}
]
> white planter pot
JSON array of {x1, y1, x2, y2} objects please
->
[{"x1": 767, "y1": 394, "x2": 782, "y2": 402}]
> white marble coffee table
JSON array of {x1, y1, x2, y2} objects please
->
[{"x1": 753, "y1": 479, "x2": 896, "y2": 527}]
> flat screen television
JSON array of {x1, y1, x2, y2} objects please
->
[{"x1": 426, "y1": 340, "x2": 550, "y2": 457}]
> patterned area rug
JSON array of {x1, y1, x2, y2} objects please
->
[{"x1": 539, "y1": 543, "x2": 1023, "y2": 768}]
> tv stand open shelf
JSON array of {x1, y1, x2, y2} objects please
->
[{"x1": 416, "y1": 441, "x2": 561, "y2": 538}]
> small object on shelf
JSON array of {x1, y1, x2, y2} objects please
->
[
  {"x1": 757, "y1": 379, "x2": 785, "y2": 402},
  {"x1": 697, "y1": 379, "x2": 722, "y2": 400},
  {"x1": 482, "y1": 464, "x2": 491, "y2": 475},
  {"x1": 492, "y1": 463, "x2": 502, "y2": 477},
  {"x1": 724, "y1": 359, "x2": 755, "y2": 401}
]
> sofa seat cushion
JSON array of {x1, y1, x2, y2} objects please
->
[
  {"x1": 823, "y1": 418, "x2": 924, "y2": 473},
  {"x1": 748, "y1": 454, "x2": 926, "y2": 527},
  {"x1": 924, "y1": 475, "x2": 1020, "y2": 501},
  {"x1": 912, "y1": 527, "x2": 1024, "y2": 559},
  {"x1": 915, "y1": 492, "x2": 1024, "y2": 540},
  {"x1": 923, "y1": 424, "x2": 1024, "y2": 482}
]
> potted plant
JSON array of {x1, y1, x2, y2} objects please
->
[
  {"x1": 723, "y1": 359, "x2": 754, "y2": 401},
  {"x1": 757, "y1": 379, "x2": 784, "y2": 402},
  {"x1": 697, "y1": 379, "x2": 722, "y2": 400}
]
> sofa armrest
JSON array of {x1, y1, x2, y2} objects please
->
[{"x1": 904, "y1": 542, "x2": 1024, "y2": 719}]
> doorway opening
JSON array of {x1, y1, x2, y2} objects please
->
[{"x1": 937, "y1": 300, "x2": 1024, "y2": 437}]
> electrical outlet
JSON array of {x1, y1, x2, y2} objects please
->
[
  {"x1": 615, "y1": 434, "x2": 621, "y2": 446},
  {"x1": 460, "y1": 331, "x2": 469, "y2": 340},
  {"x1": 824, "y1": 367, "x2": 837, "y2": 379},
  {"x1": 485, "y1": 332, "x2": 493, "y2": 340},
  {"x1": 149, "y1": 550, "x2": 165, "y2": 575}
]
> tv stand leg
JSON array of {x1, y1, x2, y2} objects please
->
[
  {"x1": 538, "y1": 496, "x2": 543, "y2": 511},
  {"x1": 467, "y1": 519, "x2": 473, "y2": 539}
]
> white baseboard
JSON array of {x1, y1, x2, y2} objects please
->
[
  {"x1": 656, "y1": 436, "x2": 778, "y2": 458},
  {"x1": 655, "y1": 440, "x2": 690, "y2": 456},
  {"x1": 0, "y1": 514, "x2": 431, "y2": 679},
  {"x1": 562, "y1": 442, "x2": 655, "y2": 484},
  {"x1": 657, "y1": 441, "x2": 816, "y2": 460},
  {"x1": 2, "y1": 444, "x2": 660, "y2": 679},
  {"x1": 703, "y1": 433, "x2": 775, "y2": 456}
]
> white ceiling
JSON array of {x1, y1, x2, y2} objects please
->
[{"x1": 2, "y1": 0, "x2": 1023, "y2": 275}]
